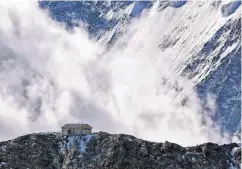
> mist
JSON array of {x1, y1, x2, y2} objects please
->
[{"x1": 0, "y1": 1, "x2": 237, "y2": 146}]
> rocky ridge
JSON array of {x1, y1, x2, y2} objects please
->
[{"x1": 0, "y1": 132, "x2": 241, "y2": 169}]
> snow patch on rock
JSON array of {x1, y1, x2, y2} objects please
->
[
  {"x1": 231, "y1": 147, "x2": 240, "y2": 156},
  {"x1": 230, "y1": 146, "x2": 241, "y2": 169},
  {"x1": 0, "y1": 162, "x2": 7, "y2": 167},
  {"x1": 60, "y1": 134, "x2": 96, "y2": 153},
  {"x1": 1, "y1": 145, "x2": 6, "y2": 152}
]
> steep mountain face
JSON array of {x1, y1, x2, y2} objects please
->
[
  {"x1": 38, "y1": 0, "x2": 241, "y2": 138},
  {"x1": 0, "y1": 133, "x2": 241, "y2": 169},
  {"x1": 0, "y1": 0, "x2": 240, "y2": 144},
  {"x1": 186, "y1": 16, "x2": 241, "y2": 133}
]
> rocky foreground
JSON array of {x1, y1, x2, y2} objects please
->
[{"x1": 0, "y1": 132, "x2": 241, "y2": 169}]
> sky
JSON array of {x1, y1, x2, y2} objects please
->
[{"x1": 0, "y1": 0, "x2": 239, "y2": 146}]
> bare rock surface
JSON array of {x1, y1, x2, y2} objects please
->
[{"x1": 0, "y1": 132, "x2": 240, "y2": 169}]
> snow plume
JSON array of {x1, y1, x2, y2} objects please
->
[{"x1": 0, "y1": 1, "x2": 238, "y2": 146}]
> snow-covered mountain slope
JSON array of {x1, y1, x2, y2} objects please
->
[
  {"x1": 39, "y1": 1, "x2": 151, "y2": 40},
  {"x1": 39, "y1": 1, "x2": 241, "y2": 137},
  {"x1": 193, "y1": 17, "x2": 241, "y2": 133},
  {"x1": 0, "y1": 0, "x2": 240, "y2": 145}
]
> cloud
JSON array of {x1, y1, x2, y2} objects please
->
[{"x1": 0, "y1": 1, "x2": 236, "y2": 146}]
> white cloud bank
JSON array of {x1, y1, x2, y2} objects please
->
[{"x1": 0, "y1": 1, "x2": 239, "y2": 146}]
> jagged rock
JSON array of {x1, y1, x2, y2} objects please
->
[{"x1": 0, "y1": 132, "x2": 240, "y2": 169}]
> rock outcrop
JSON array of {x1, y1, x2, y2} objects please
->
[{"x1": 0, "y1": 132, "x2": 240, "y2": 169}]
